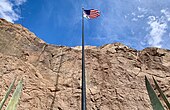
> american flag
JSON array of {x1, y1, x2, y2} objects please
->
[{"x1": 83, "y1": 9, "x2": 100, "y2": 19}]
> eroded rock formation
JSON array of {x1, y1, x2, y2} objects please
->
[{"x1": 0, "y1": 18, "x2": 170, "y2": 110}]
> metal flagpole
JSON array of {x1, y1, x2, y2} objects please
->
[{"x1": 81, "y1": 7, "x2": 86, "y2": 110}]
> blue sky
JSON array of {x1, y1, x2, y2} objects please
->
[{"x1": 1, "y1": 0, "x2": 170, "y2": 50}]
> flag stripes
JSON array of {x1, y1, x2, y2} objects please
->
[{"x1": 83, "y1": 9, "x2": 100, "y2": 19}]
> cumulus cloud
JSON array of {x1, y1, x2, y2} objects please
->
[
  {"x1": 146, "y1": 9, "x2": 170, "y2": 48},
  {"x1": 0, "y1": 0, "x2": 26, "y2": 23},
  {"x1": 147, "y1": 16, "x2": 167, "y2": 48}
]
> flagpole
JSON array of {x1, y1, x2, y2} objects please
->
[{"x1": 81, "y1": 7, "x2": 86, "y2": 110}]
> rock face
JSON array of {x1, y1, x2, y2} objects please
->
[{"x1": 0, "y1": 18, "x2": 170, "y2": 110}]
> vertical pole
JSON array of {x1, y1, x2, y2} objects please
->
[{"x1": 81, "y1": 7, "x2": 86, "y2": 110}]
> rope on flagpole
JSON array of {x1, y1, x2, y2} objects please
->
[{"x1": 81, "y1": 7, "x2": 86, "y2": 110}]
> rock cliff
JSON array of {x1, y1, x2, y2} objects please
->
[{"x1": 0, "y1": 18, "x2": 170, "y2": 110}]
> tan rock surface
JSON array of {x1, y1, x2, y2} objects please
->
[{"x1": 0, "y1": 18, "x2": 170, "y2": 110}]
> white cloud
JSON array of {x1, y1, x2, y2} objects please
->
[
  {"x1": 146, "y1": 9, "x2": 170, "y2": 48},
  {"x1": 138, "y1": 15, "x2": 144, "y2": 18},
  {"x1": 147, "y1": 16, "x2": 167, "y2": 48},
  {"x1": 0, "y1": 0, "x2": 26, "y2": 23},
  {"x1": 72, "y1": 0, "x2": 170, "y2": 49},
  {"x1": 15, "y1": 0, "x2": 27, "y2": 6},
  {"x1": 132, "y1": 18, "x2": 138, "y2": 21},
  {"x1": 161, "y1": 9, "x2": 170, "y2": 21}
]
